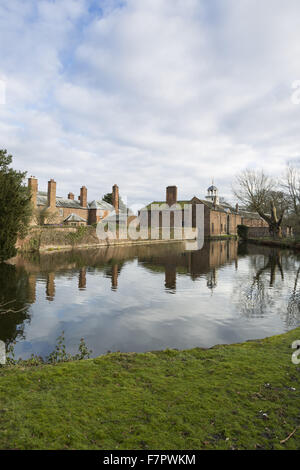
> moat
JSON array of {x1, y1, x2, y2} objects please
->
[{"x1": 1, "y1": 240, "x2": 300, "y2": 359}]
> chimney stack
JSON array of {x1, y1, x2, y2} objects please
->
[
  {"x1": 112, "y1": 184, "x2": 119, "y2": 212},
  {"x1": 28, "y1": 177, "x2": 38, "y2": 208},
  {"x1": 235, "y1": 203, "x2": 239, "y2": 213},
  {"x1": 80, "y1": 186, "x2": 87, "y2": 208},
  {"x1": 47, "y1": 179, "x2": 56, "y2": 209},
  {"x1": 68, "y1": 192, "x2": 74, "y2": 200},
  {"x1": 166, "y1": 186, "x2": 177, "y2": 206}
]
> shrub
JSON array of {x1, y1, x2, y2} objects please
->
[
  {"x1": 237, "y1": 224, "x2": 249, "y2": 240},
  {"x1": 66, "y1": 226, "x2": 88, "y2": 246}
]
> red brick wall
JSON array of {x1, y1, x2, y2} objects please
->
[
  {"x1": 42, "y1": 206, "x2": 89, "y2": 225},
  {"x1": 209, "y1": 210, "x2": 241, "y2": 236},
  {"x1": 241, "y1": 217, "x2": 268, "y2": 227}
]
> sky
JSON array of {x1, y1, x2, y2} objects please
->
[{"x1": 1, "y1": 0, "x2": 300, "y2": 209}]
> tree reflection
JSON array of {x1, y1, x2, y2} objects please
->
[
  {"x1": 237, "y1": 250, "x2": 284, "y2": 318},
  {"x1": 286, "y1": 267, "x2": 300, "y2": 327},
  {"x1": 236, "y1": 248, "x2": 300, "y2": 326},
  {"x1": 0, "y1": 263, "x2": 31, "y2": 346}
]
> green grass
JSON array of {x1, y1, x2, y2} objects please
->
[{"x1": 0, "y1": 328, "x2": 300, "y2": 450}]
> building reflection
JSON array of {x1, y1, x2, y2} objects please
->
[
  {"x1": 6, "y1": 239, "x2": 240, "y2": 302},
  {"x1": 207, "y1": 268, "x2": 217, "y2": 291},
  {"x1": 111, "y1": 264, "x2": 119, "y2": 291},
  {"x1": 165, "y1": 265, "x2": 177, "y2": 292},
  {"x1": 2, "y1": 240, "x2": 300, "y2": 350},
  {"x1": 46, "y1": 272, "x2": 56, "y2": 301},
  {"x1": 79, "y1": 267, "x2": 87, "y2": 290},
  {"x1": 28, "y1": 273, "x2": 37, "y2": 303},
  {"x1": 141, "y1": 239, "x2": 238, "y2": 292}
]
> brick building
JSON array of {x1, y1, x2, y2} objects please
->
[
  {"x1": 143, "y1": 184, "x2": 268, "y2": 237},
  {"x1": 28, "y1": 177, "x2": 120, "y2": 226}
]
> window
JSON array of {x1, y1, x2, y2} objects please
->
[
  {"x1": 59, "y1": 209, "x2": 63, "y2": 217},
  {"x1": 221, "y1": 223, "x2": 223, "y2": 232},
  {"x1": 212, "y1": 223, "x2": 214, "y2": 233}
]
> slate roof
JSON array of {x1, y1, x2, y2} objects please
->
[
  {"x1": 37, "y1": 191, "x2": 93, "y2": 210},
  {"x1": 198, "y1": 199, "x2": 232, "y2": 214},
  {"x1": 64, "y1": 213, "x2": 87, "y2": 223},
  {"x1": 89, "y1": 200, "x2": 114, "y2": 211},
  {"x1": 239, "y1": 210, "x2": 264, "y2": 220}
]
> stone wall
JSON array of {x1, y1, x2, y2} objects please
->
[
  {"x1": 16, "y1": 226, "x2": 191, "y2": 253},
  {"x1": 248, "y1": 226, "x2": 293, "y2": 238},
  {"x1": 247, "y1": 226, "x2": 270, "y2": 238},
  {"x1": 16, "y1": 226, "x2": 98, "y2": 252}
]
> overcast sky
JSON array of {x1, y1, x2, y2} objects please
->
[{"x1": 1, "y1": 0, "x2": 300, "y2": 208}]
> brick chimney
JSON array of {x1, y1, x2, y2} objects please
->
[
  {"x1": 68, "y1": 192, "x2": 74, "y2": 200},
  {"x1": 28, "y1": 176, "x2": 38, "y2": 208},
  {"x1": 112, "y1": 184, "x2": 119, "y2": 212},
  {"x1": 80, "y1": 186, "x2": 87, "y2": 208},
  {"x1": 47, "y1": 179, "x2": 56, "y2": 209},
  {"x1": 166, "y1": 186, "x2": 177, "y2": 206}
]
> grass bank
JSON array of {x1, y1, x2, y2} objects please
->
[
  {"x1": 0, "y1": 328, "x2": 300, "y2": 450},
  {"x1": 247, "y1": 237, "x2": 300, "y2": 250}
]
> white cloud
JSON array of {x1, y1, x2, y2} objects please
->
[{"x1": 1, "y1": 0, "x2": 300, "y2": 204}]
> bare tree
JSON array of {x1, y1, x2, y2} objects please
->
[
  {"x1": 279, "y1": 164, "x2": 300, "y2": 235},
  {"x1": 233, "y1": 169, "x2": 285, "y2": 238},
  {"x1": 284, "y1": 164, "x2": 300, "y2": 216}
]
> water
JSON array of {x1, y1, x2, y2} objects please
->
[{"x1": 1, "y1": 240, "x2": 300, "y2": 359}]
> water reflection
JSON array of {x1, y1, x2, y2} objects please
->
[
  {"x1": 0, "y1": 240, "x2": 300, "y2": 358},
  {"x1": 235, "y1": 244, "x2": 300, "y2": 325},
  {"x1": 7, "y1": 240, "x2": 238, "y2": 300},
  {"x1": 0, "y1": 263, "x2": 32, "y2": 346}
]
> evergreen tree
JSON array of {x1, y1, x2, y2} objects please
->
[
  {"x1": 0, "y1": 149, "x2": 32, "y2": 262},
  {"x1": 102, "y1": 192, "x2": 127, "y2": 212},
  {"x1": 102, "y1": 192, "x2": 113, "y2": 205}
]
